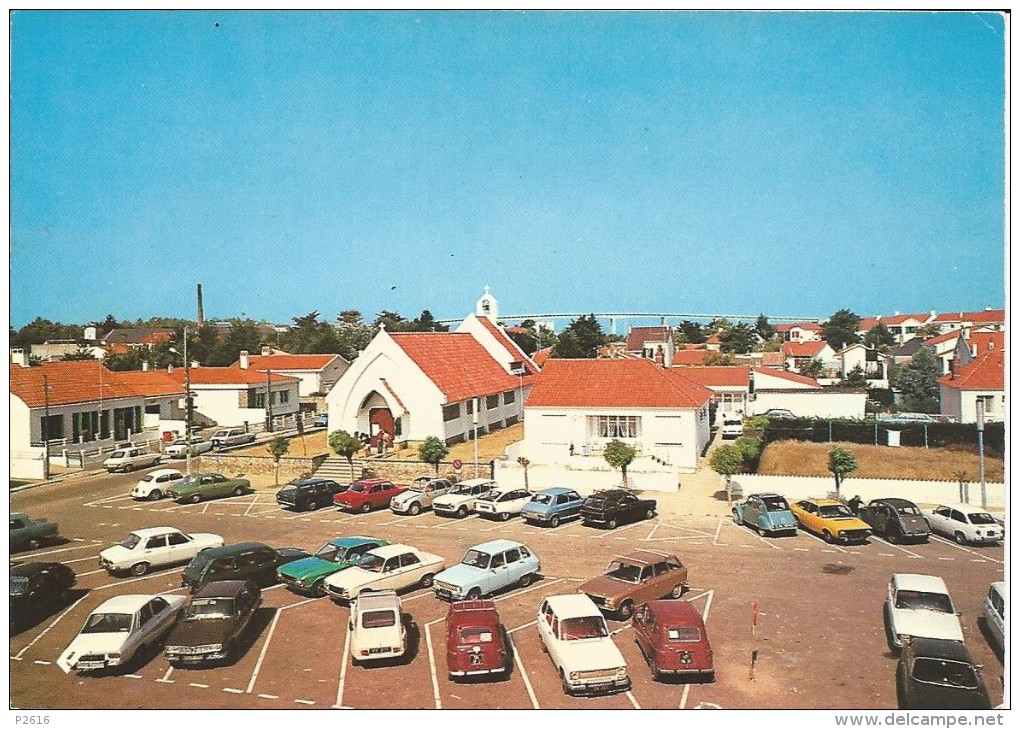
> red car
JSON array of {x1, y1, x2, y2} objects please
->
[
  {"x1": 333, "y1": 479, "x2": 406, "y2": 513},
  {"x1": 445, "y1": 599, "x2": 509, "y2": 681},
  {"x1": 633, "y1": 599, "x2": 714, "y2": 682}
]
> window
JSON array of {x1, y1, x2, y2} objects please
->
[
  {"x1": 589, "y1": 415, "x2": 641, "y2": 439},
  {"x1": 491, "y1": 552, "x2": 506, "y2": 568},
  {"x1": 167, "y1": 533, "x2": 189, "y2": 546},
  {"x1": 279, "y1": 390, "x2": 290, "y2": 404},
  {"x1": 977, "y1": 395, "x2": 995, "y2": 414},
  {"x1": 399, "y1": 552, "x2": 421, "y2": 568},
  {"x1": 443, "y1": 403, "x2": 461, "y2": 422},
  {"x1": 255, "y1": 393, "x2": 266, "y2": 409},
  {"x1": 145, "y1": 536, "x2": 168, "y2": 549},
  {"x1": 505, "y1": 549, "x2": 520, "y2": 564},
  {"x1": 486, "y1": 394, "x2": 500, "y2": 410},
  {"x1": 503, "y1": 390, "x2": 516, "y2": 405}
]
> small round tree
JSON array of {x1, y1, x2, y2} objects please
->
[
  {"x1": 710, "y1": 444, "x2": 744, "y2": 502},
  {"x1": 828, "y1": 447, "x2": 859, "y2": 498},
  {"x1": 603, "y1": 439, "x2": 637, "y2": 489},
  {"x1": 328, "y1": 430, "x2": 361, "y2": 481},
  {"x1": 419, "y1": 436, "x2": 449, "y2": 475},
  {"x1": 266, "y1": 436, "x2": 290, "y2": 488}
]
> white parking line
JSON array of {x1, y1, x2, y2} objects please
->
[
  {"x1": 333, "y1": 622, "x2": 352, "y2": 708},
  {"x1": 800, "y1": 532, "x2": 848, "y2": 553},
  {"x1": 433, "y1": 514, "x2": 481, "y2": 529},
  {"x1": 258, "y1": 694, "x2": 279, "y2": 700},
  {"x1": 873, "y1": 536, "x2": 924, "y2": 559},
  {"x1": 590, "y1": 521, "x2": 648, "y2": 540},
  {"x1": 380, "y1": 514, "x2": 416, "y2": 526},
  {"x1": 482, "y1": 520, "x2": 516, "y2": 532},
  {"x1": 247, "y1": 609, "x2": 281, "y2": 694},
  {"x1": 60, "y1": 554, "x2": 104, "y2": 565},
  {"x1": 680, "y1": 683, "x2": 692, "y2": 709},
  {"x1": 931, "y1": 536, "x2": 1003, "y2": 563},
  {"x1": 189, "y1": 683, "x2": 209, "y2": 689},
  {"x1": 729, "y1": 520, "x2": 783, "y2": 550},
  {"x1": 13, "y1": 543, "x2": 102, "y2": 559},
  {"x1": 507, "y1": 633, "x2": 540, "y2": 709},
  {"x1": 626, "y1": 691, "x2": 641, "y2": 709},
  {"x1": 157, "y1": 664, "x2": 174, "y2": 683},
  {"x1": 84, "y1": 494, "x2": 135, "y2": 507},
  {"x1": 14, "y1": 593, "x2": 89, "y2": 660},
  {"x1": 508, "y1": 619, "x2": 538, "y2": 635},
  {"x1": 96, "y1": 567, "x2": 185, "y2": 590},
  {"x1": 424, "y1": 618, "x2": 445, "y2": 709},
  {"x1": 712, "y1": 518, "x2": 724, "y2": 545},
  {"x1": 294, "y1": 699, "x2": 315, "y2": 705},
  {"x1": 495, "y1": 578, "x2": 563, "y2": 603},
  {"x1": 75, "y1": 568, "x2": 109, "y2": 578},
  {"x1": 223, "y1": 688, "x2": 244, "y2": 694}
]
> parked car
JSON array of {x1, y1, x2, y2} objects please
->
[
  {"x1": 312, "y1": 413, "x2": 329, "y2": 428},
  {"x1": 99, "y1": 527, "x2": 224, "y2": 577},
  {"x1": 580, "y1": 489, "x2": 657, "y2": 530},
  {"x1": 790, "y1": 498, "x2": 872, "y2": 544},
  {"x1": 922, "y1": 503, "x2": 1004, "y2": 545},
  {"x1": 10, "y1": 513, "x2": 59, "y2": 552},
  {"x1": 389, "y1": 477, "x2": 455, "y2": 516},
  {"x1": 445, "y1": 599, "x2": 510, "y2": 681},
  {"x1": 348, "y1": 590, "x2": 410, "y2": 665},
  {"x1": 432, "y1": 478, "x2": 498, "y2": 518},
  {"x1": 884, "y1": 573, "x2": 964, "y2": 651},
  {"x1": 983, "y1": 581, "x2": 1005, "y2": 652},
  {"x1": 334, "y1": 479, "x2": 407, "y2": 513},
  {"x1": 163, "y1": 437, "x2": 214, "y2": 459},
  {"x1": 103, "y1": 446, "x2": 161, "y2": 473},
  {"x1": 131, "y1": 468, "x2": 186, "y2": 501},
  {"x1": 210, "y1": 428, "x2": 256, "y2": 450},
  {"x1": 181, "y1": 542, "x2": 310, "y2": 592},
  {"x1": 896, "y1": 637, "x2": 992, "y2": 709},
  {"x1": 720, "y1": 416, "x2": 743, "y2": 439},
  {"x1": 859, "y1": 498, "x2": 931, "y2": 543},
  {"x1": 521, "y1": 487, "x2": 585, "y2": 528},
  {"x1": 276, "y1": 478, "x2": 348, "y2": 512},
  {"x1": 633, "y1": 600, "x2": 714, "y2": 682},
  {"x1": 277, "y1": 536, "x2": 389, "y2": 596},
  {"x1": 537, "y1": 594, "x2": 630, "y2": 696},
  {"x1": 10, "y1": 562, "x2": 77, "y2": 630},
  {"x1": 759, "y1": 408, "x2": 795, "y2": 419},
  {"x1": 731, "y1": 493, "x2": 798, "y2": 537},
  {"x1": 57, "y1": 593, "x2": 188, "y2": 674},
  {"x1": 168, "y1": 472, "x2": 252, "y2": 504},
  {"x1": 323, "y1": 544, "x2": 446, "y2": 601},
  {"x1": 473, "y1": 488, "x2": 533, "y2": 521},
  {"x1": 578, "y1": 549, "x2": 689, "y2": 620},
  {"x1": 880, "y1": 412, "x2": 935, "y2": 425},
  {"x1": 434, "y1": 540, "x2": 540, "y2": 601},
  {"x1": 164, "y1": 580, "x2": 261, "y2": 666}
]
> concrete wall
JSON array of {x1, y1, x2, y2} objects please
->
[
  {"x1": 751, "y1": 390, "x2": 866, "y2": 419},
  {"x1": 10, "y1": 448, "x2": 46, "y2": 480},
  {"x1": 201, "y1": 452, "x2": 330, "y2": 482},
  {"x1": 193, "y1": 384, "x2": 300, "y2": 428},
  {"x1": 730, "y1": 474, "x2": 1005, "y2": 510},
  {"x1": 940, "y1": 387, "x2": 1005, "y2": 424},
  {"x1": 493, "y1": 459, "x2": 681, "y2": 493}
]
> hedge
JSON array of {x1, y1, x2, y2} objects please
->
[{"x1": 761, "y1": 418, "x2": 1003, "y2": 456}]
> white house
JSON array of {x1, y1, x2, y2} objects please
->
[
  {"x1": 836, "y1": 343, "x2": 889, "y2": 387},
  {"x1": 522, "y1": 358, "x2": 713, "y2": 473},
  {"x1": 169, "y1": 365, "x2": 300, "y2": 429},
  {"x1": 624, "y1": 325, "x2": 675, "y2": 365},
  {"x1": 939, "y1": 349, "x2": 1005, "y2": 423},
  {"x1": 878, "y1": 313, "x2": 935, "y2": 345},
  {"x1": 673, "y1": 366, "x2": 751, "y2": 417},
  {"x1": 776, "y1": 322, "x2": 823, "y2": 342},
  {"x1": 781, "y1": 340, "x2": 837, "y2": 374},
  {"x1": 749, "y1": 367, "x2": 867, "y2": 419},
  {"x1": 931, "y1": 308, "x2": 1005, "y2": 334},
  {"x1": 233, "y1": 348, "x2": 350, "y2": 397}
]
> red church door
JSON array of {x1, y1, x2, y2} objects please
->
[{"x1": 369, "y1": 408, "x2": 395, "y2": 448}]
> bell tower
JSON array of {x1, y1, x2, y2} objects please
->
[{"x1": 476, "y1": 285, "x2": 499, "y2": 323}]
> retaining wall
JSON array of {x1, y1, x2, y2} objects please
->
[{"x1": 200, "y1": 453, "x2": 330, "y2": 481}]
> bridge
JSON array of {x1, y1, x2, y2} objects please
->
[{"x1": 437, "y1": 311, "x2": 821, "y2": 334}]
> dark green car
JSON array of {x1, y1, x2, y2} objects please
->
[
  {"x1": 168, "y1": 473, "x2": 251, "y2": 504},
  {"x1": 276, "y1": 536, "x2": 388, "y2": 596}
]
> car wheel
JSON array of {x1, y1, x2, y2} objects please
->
[
  {"x1": 409, "y1": 502, "x2": 422, "y2": 516},
  {"x1": 125, "y1": 463, "x2": 133, "y2": 472},
  {"x1": 467, "y1": 588, "x2": 482, "y2": 600},
  {"x1": 549, "y1": 516, "x2": 560, "y2": 528},
  {"x1": 669, "y1": 584, "x2": 684, "y2": 599},
  {"x1": 606, "y1": 518, "x2": 618, "y2": 530},
  {"x1": 617, "y1": 601, "x2": 634, "y2": 621},
  {"x1": 361, "y1": 503, "x2": 372, "y2": 513},
  {"x1": 733, "y1": 511, "x2": 743, "y2": 525},
  {"x1": 190, "y1": 494, "x2": 201, "y2": 504},
  {"x1": 518, "y1": 573, "x2": 534, "y2": 589},
  {"x1": 148, "y1": 490, "x2": 162, "y2": 501},
  {"x1": 130, "y1": 562, "x2": 150, "y2": 577},
  {"x1": 500, "y1": 512, "x2": 512, "y2": 522},
  {"x1": 649, "y1": 657, "x2": 660, "y2": 680},
  {"x1": 457, "y1": 506, "x2": 468, "y2": 518},
  {"x1": 233, "y1": 486, "x2": 244, "y2": 496},
  {"x1": 822, "y1": 530, "x2": 834, "y2": 544},
  {"x1": 419, "y1": 573, "x2": 435, "y2": 589},
  {"x1": 26, "y1": 538, "x2": 41, "y2": 551},
  {"x1": 954, "y1": 531, "x2": 968, "y2": 545},
  {"x1": 645, "y1": 508, "x2": 655, "y2": 520}
]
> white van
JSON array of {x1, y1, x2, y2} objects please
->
[
  {"x1": 721, "y1": 416, "x2": 744, "y2": 440},
  {"x1": 984, "y1": 581, "x2": 1005, "y2": 651}
]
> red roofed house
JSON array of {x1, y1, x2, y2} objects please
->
[
  {"x1": 673, "y1": 366, "x2": 751, "y2": 417},
  {"x1": 836, "y1": 343, "x2": 889, "y2": 387},
  {"x1": 522, "y1": 358, "x2": 713, "y2": 474},
  {"x1": 325, "y1": 289, "x2": 538, "y2": 446},
  {"x1": 940, "y1": 349, "x2": 1005, "y2": 423},
  {"x1": 100, "y1": 327, "x2": 175, "y2": 356},
  {"x1": 165, "y1": 364, "x2": 300, "y2": 430},
  {"x1": 775, "y1": 322, "x2": 823, "y2": 342},
  {"x1": 931, "y1": 308, "x2": 1005, "y2": 335},
  {"x1": 233, "y1": 347, "x2": 350, "y2": 397},
  {"x1": 750, "y1": 367, "x2": 867, "y2": 419},
  {"x1": 879, "y1": 313, "x2": 935, "y2": 345},
  {"x1": 781, "y1": 340, "x2": 837, "y2": 374},
  {"x1": 625, "y1": 325, "x2": 675, "y2": 365}
]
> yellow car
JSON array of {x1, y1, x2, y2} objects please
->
[{"x1": 791, "y1": 498, "x2": 872, "y2": 544}]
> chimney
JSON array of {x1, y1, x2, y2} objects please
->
[
  {"x1": 239, "y1": 350, "x2": 250, "y2": 370},
  {"x1": 142, "y1": 361, "x2": 149, "y2": 371},
  {"x1": 655, "y1": 346, "x2": 665, "y2": 367},
  {"x1": 196, "y1": 284, "x2": 204, "y2": 328},
  {"x1": 11, "y1": 348, "x2": 28, "y2": 368},
  {"x1": 83, "y1": 325, "x2": 97, "y2": 341},
  {"x1": 261, "y1": 346, "x2": 272, "y2": 356},
  {"x1": 167, "y1": 363, "x2": 174, "y2": 374}
]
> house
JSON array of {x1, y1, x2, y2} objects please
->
[
  {"x1": 749, "y1": 367, "x2": 866, "y2": 419},
  {"x1": 232, "y1": 348, "x2": 350, "y2": 397},
  {"x1": 166, "y1": 365, "x2": 300, "y2": 429},
  {"x1": 326, "y1": 289, "x2": 538, "y2": 447},
  {"x1": 781, "y1": 341, "x2": 837, "y2": 374},
  {"x1": 625, "y1": 325, "x2": 674, "y2": 365},
  {"x1": 100, "y1": 328, "x2": 175, "y2": 355},
  {"x1": 523, "y1": 358, "x2": 712, "y2": 473},
  {"x1": 836, "y1": 343, "x2": 889, "y2": 387},
  {"x1": 888, "y1": 337, "x2": 926, "y2": 366},
  {"x1": 939, "y1": 349, "x2": 1005, "y2": 423},
  {"x1": 673, "y1": 366, "x2": 751, "y2": 417},
  {"x1": 876, "y1": 313, "x2": 935, "y2": 345},
  {"x1": 775, "y1": 322, "x2": 823, "y2": 342},
  {"x1": 671, "y1": 348, "x2": 710, "y2": 366},
  {"x1": 931, "y1": 308, "x2": 1005, "y2": 334},
  {"x1": 28, "y1": 340, "x2": 107, "y2": 362}
]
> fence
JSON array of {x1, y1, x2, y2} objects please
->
[{"x1": 762, "y1": 418, "x2": 1004, "y2": 455}]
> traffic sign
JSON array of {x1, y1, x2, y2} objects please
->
[{"x1": 452, "y1": 459, "x2": 463, "y2": 470}]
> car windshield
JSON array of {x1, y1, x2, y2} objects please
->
[
  {"x1": 762, "y1": 496, "x2": 790, "y2": 512},
  {"x1": 451, "y1": 483, "x2": 475, "y2": 494},
  {"x1": 605, "y1": 561, "x2": 642, "y2": 583},
  {"x1": 560, "y1": 616, "x2": 608, "y2": 640},
  {"x1": 896, "y1": 505, "x2": 922, "y2": 516},
  {"x1": 179, "y1": 475, "x2": 201, "y2": 487},
  {"x1": 911, "y1": 658, "x2": 979, "y2": 689},
  {"x1": 82, "y1": 612, "x2": 133, "y2": 633},
  {"x1": 10, "y1": 577, "x2": 29, "y2": 596},
  {"x1": 359, "y1": 555, "x2": 386, "y2": 572},
  {"x1": 362, "y1": 610, "x2": 397, "y2": 629},
  {"x1": 458, "y1": 626, "x2": 494, "y2": 644},
  {"x1": 109, "y1": 450, "x2": 126, "y2": 459},
  {"x1": 967, "y1": 512, "x2": 997, "y2": 525},
  {"x1": 667, "y1": 626, "x2": 703, "y2": 642},
  {"x1": 531, "y1": 494, "x2": 552, "y2": 505},
  {"x1": 171, "y1": 440, "x2": 187, "y2": 446},
  {"x1": 348, "y1": 483, "x2": 367, "y2": 493},
  {"x1": 315, "y1": 544, "x2": 348, "y2": 562},
  {"x1": 410, "y1": 479, "x2": 430, "y2": 492},
  {"x1": 478, "y1": 491, "x2": 502, "y2": 502},
  {"x1": 140, "y1": 474, "x2": 157, "y2": 483},
  {"x1": 819, "y1": 505, "x2": 854, "y2": 519},
  {"x1": 461, "y1": 550, "x2": 491, "y2": 569},
  {"x1": 895, "y1": 590, "x2": 954, "y2": 613},
  {"x1": 119, "y1": 533, "x2": 142, "y2": 549},
  {"x1": 186, "y1": 598, "x2": 234, "y2": 620}
]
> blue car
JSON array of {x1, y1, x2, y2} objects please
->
[
  {"x1": 312, "y1": 413, "x2": 328, "y2": 428},
  {"x1": 732, "y1": 493, "x2": 798, "y2": 537},
  {"x1": 520, "y1": 487, "x2": 584, "y2": 528},
  {"x1": 433, "y1": 540, "x2": 540, "y2": 601}
]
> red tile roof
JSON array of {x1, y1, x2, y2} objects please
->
[
  {"x1": 757, "y1": 352, "x2": 787, "y2": 367},
  {"x1": 238, "y1": 353, "x2": 342, "y2": 371},
  {"x1": 114, "y1": 371, "x2": 188, "y2": 397},
  {"x1": 940, "y1": 349, "x2": 1004, "y2": 391},
  {"x1": 924, "y1": 330, "x2": 963, "y2": 346},
  {"x1": 857, "y1": 317, "x2": 881, "y2": 332},
  {"x1": 532, "y1": 347, "x2": 553, "y2": 368},
  {"x1": 391, "y1": 332, "x2": 533, "y2": 403},
  {"x1": 782, "y1": 341, "x2": 829, "y2": 358},
  {"x1": 881, "y1": 313, "x2": 931, "y2": 325},
  {"x1": 968, "y1": 330, "x2": 1004, "y2": 354},
  {"x1": 932, "y1": 309, "x2": 1005, "y2": 324},
  {"x1": 168, "y1": 367, "x2": 297, "y2": 386},
  {"x1": 753, "y1": 368, "x2": 822, "y2": 388},
  {"x1": 671, "y1": 350, "x2": 709, "y2": 365},
  {"x1": 10, "y1": 361, "x2": 185, "y2": 408},
  {"x1": 527, "y1": 358, "x2": 712, "y2": 409},
  {"x1": 673, "y1": 366, "x2": 751, "y2": 387},
  {"x1": 476, "y1": 317, "x2": 540, "y2": 375},
  {"x1": 625, "y1": 326, "x2": 671, "y2": 351}
]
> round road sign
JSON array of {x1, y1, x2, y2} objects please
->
[{"x1": 452, "y1": 459, "x2": 463, "y2": 470}]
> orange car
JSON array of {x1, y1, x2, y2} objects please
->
[{"x1": 791, "y1": 498, "x2": 872, "y2": 544}]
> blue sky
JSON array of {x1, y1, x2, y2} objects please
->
[{"x1": 10, "y1": 11, "x2": 1006, "y2": 328}]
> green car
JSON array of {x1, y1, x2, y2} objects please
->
[
  {"x1": 276, "y1": 536, "x2": 389, "y2": 596},
  {"x1": 168, "y1": 473, "x2": 251, "y2": 504}
]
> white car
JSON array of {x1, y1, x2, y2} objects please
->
[
  {"x1": 323, "y1": 544, "x2": 445, "y2": 601},
  {"x1": 57, "y1": 593, "x2": 188, "y2": 674},
  {"x1": 473, "y1": 488, "x2": 533, "y2": 521},
  {"x1": 210, "y1": 428, "x2": 256, "y2": 450},
  {"x1": 348, "y1": 590, "x2": 408, "y2": 664},
  {"x1": 537, "y1": 594, "x2": 630, "y2": 696},
  {"x1": 164, "y1": 437, "x2": 214, "y2": 458},
  {"x1": 720, "y1": 416, "x2": 743, "y2": 439},
  {"x1": 922, "y1": 503, "x2": 1004, "y2": 545},
  {"x1": 432, "y1": 478, "x2": 498, "y2": 518},
  {"x1": 99, "y1": 527, "x2": 224, "y2": 576},
  {"x1": 884, "y1": 573, "x2": 964, "y2": 651},
  {"x1": 984, "y1": 581, "x2": 1005, "y2": 651},
  {"x1": 103, "y1": 447, "x2": 161, "y2": 473},
  {"x1": 131, "y1": 469, "x2": 186, "y2": 501}
]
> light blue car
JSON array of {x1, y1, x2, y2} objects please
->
[
  {"x1": 520, "y1": 487, "x2": 584, "y2": 528},
  {"x1": 732, "y1": 492, "x2": 798, "y2": 537},
  {"x1": 433, "y1": 539, "x2": 541, "y2": 601}
]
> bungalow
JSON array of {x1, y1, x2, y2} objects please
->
[
  {"x1": 836, "y1": 343, "x2": 889, "y2": 386},
  {"x1": 166, "y1": 365, "x2": 300, "y2": 430},
  {"x1": 625, "y1": 325, "x2": 675, "y2": 365},
  {"x1": 523, "y1": 358, "x2": 712, "y2": 473},
  {"x1": 674, "y1": 366, "x2": 751, "y2": 417},
  {"x1": 877, "y1": 313, "x2": 935, "y2": 345},
  {"x1": 931, "y1": 308, "x2": 1005, "y2": 334},
  {"x1": 887, "y1": 337, "x2": 926, "y2": 366},
  {"x1": 782, "y1": 341, "x2": 837, "y2": 374},
  {"x1": 232, "y1": 348, "x2": 350, "y2": 397},
  {"x1": 749, "y1": 367, "x2": 866, "y2": 419},
  {"x1": 775, "y1": 322, "x2": 823, "y2": 342},
  {"x1": 939, "y1": 349, "x2": 1005, "y2": 423},
  {"x1": 100, "y1": 328, "x2": 174, "y2": 355}
]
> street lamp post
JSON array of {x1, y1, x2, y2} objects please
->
[
  {"x1": 472, "y1": 398, "x2": 479, "y2": 478},
  {"x1": 42, "y1": 375, "x2": 51, "y2": 481},
  {"x1": 976, "y1": 399, "x2": 986, "y2": 508},
  {"x1": 170, "y1": 327, "x2": 194, "y2": 475}
]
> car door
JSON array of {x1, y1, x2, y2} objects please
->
[
  {"x1": 485, "y1": 550, "x2": 511, "y2": 593},
  {"x1": 632, "y1": 564, "x2": 658, "y2": 605},
  {"x1": 536, "y1": 601, "x2": 558, "y2": 660},
  {"x1": 633, "y1": 605, "x2": 654, "y2": 656},
  {"x1": 929, "y1": 506, "x2": 952, "y2": 536},
  {"x1": 620, "y1": 493, "x2": 641, "y2": 522},
  {"x1": 144, "y1": 596, "x2": 176, "y2": 642},
  {"x1": 502, "y1": 547, "x2": 526, "y2": 584},
  {"x1": 746, "y1": 496, "x2": 764, "y2": 527},
  {"x1": 166, "y1": 531, "x2": 196, "y2": 562},
  {"x1": 143, "y1": 534, "x2": 171, "y2": 566},
  {"x1": 396, "y1": 551, "x2": 424, "y2": 589},
  {"x1": 950, "y1": 509, "x2": 973, "y2": 539}
]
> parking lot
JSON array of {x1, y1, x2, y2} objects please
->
[{"x1": 10, "y1": 468, "x2": 1006, "y2": 710}]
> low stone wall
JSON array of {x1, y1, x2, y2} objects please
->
[
  {"x1": 200, "y1": 453, "x2": 330, "y2": 481},
  {"x1": 334, "y1": 459, "x2": 495, "y2": 484}
]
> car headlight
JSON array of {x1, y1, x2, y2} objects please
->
[
  {"x1": 616, "y1": 667, "x2": 627, "y2": 679},
  {"x1": 838, "y1": 530, "x2": 846, "y2": 538},
  {"x1": 569, "y1": 671, "x2": 580, "y2": 681},
  {"x1": 107, "y1": 653, "x2": 122, "y2": 663}
]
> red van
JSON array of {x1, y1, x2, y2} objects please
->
[
  {"x1": 633, "y1": 599, "x2": 714, "y2": 682},
  {"x1": 445, "y1": 599, "x2": 509, "y2": 681}
]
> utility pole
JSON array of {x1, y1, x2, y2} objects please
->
[
  {"x1": 976, "y1": 399, "x2": 987, "y2": 508},
  {"x1": 266, "y1": 368, "x2": 274, "y2": 433},
  {"x1": 473, "y1": 398, "x2": 479, "y2": 478},
  {"x1": 184, "y1": 326, "x2": 193, "y2": 476},
  {"x1": 42, "y1": 375, "x2": 51, "y2": 481}
]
